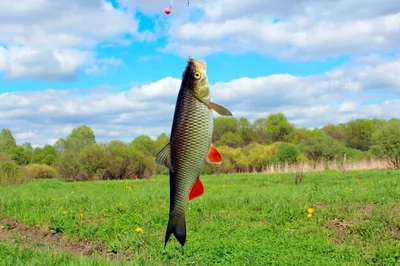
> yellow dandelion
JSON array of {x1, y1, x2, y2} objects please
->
[
  {"x1": 307, "y1": 213, "x2": 313, "y2": 218},
  {"x1": 79, "y1": 213, "x2": 84, "y2": 219},
  {"x1": 63, "y1": 211, "x2": 68, "y2": 215},
  {"x1": 136, "y1": 227, "x2": 143, "y2": 233},
  {"x1": 125, "y1": 185, "x2": 132, "y2": 190},
  {"x1": 307, "y1": 208, "x2": 314, "y2": 214}
]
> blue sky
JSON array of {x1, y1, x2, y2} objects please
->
[{"x1": 0, "y1": 0, "x2": 399, "y2": 146}]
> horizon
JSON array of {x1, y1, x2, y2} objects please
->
[{"x1": 1, "y1": 0, "x2": 399, "y2": 147}]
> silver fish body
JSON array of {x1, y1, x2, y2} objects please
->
[{"x1": 156, "y1": 57, "x2": 232, "y2": 247}]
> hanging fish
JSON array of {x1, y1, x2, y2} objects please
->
[{"x1": 156, "y1": 57, "x2": 232, "y2": 247}]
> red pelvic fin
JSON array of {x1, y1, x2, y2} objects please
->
[
  {"x1": 189, "y1": 177, "x2": 204, "y2": 201},
  {"x1": 207, "y1": 144, "x2": 223, "y2": 163}
]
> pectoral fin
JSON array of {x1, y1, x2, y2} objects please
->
[
  {"x1": 207, "y1": 102, "x2": 232, "y2": 116},
  {"x1": 189, "y1": 177, "x2": 204, "y2": 201},
  {"x1": 155, "y1": 142, "x2": 173, "y2": 172},
  {"x1": 206, "y1": 143, "x2": 223, "y2": 164}
]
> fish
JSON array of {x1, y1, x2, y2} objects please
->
[{"x1": 156, "y1": 57, "x2": 232, "y2": 247}]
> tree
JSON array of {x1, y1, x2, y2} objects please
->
[
  {"x1": 0, "y1": 129, "x2": 17, "y2": 153},
  {"x1": 212, "y1": 117, "x2": 239, "y2": 143},
  {"x1": 69, "y1": 125, "x2": 96, "y2": 144},
  {"x1": 32, "y1": 145, "x2": 59, "y2": 165},
  {"x1": 218, "y1": 132, "x2": 243, "y2": 148},
  {"x1": 265, "y1": 113, "x2": 295, "y2": 144},
  {"x1": 238, "y1": 117, "x2": 253, "y2": 145},
  {"x1": 344, "y1": 119, "x2": 376, "y2": 151},
  {"x1": 79, "y1": 144, "x2": 106, "y2": 179},
  {"x1": 252, "y1": 118, "x2": 268, "y2": 144},
  {"x1": 270, "y1": 142, "x2": 299, "y2": 164},
  {"x1": 10, "y1": 142, "x2": 34, "y2": 165},
  {"x1": 58, "y1": 125, "x2": 96, "y2": 161},
  {"x1": 371, "y1": 118, "x2": 387, "y2": 130},
  {"x1": 40, "y1": 145, "x2": 59, "y2": 165},
  {"x1": 130, "y1": 135, "x2": 156, "y2": 155},
  {"x1": 293, "y1": 128, "x2": 312, "y2": 144},
  {"x1": 22, "y1": 142, "x2": 33, "y2": 152},
  {"x1": 54, "y1": 138, "x2": 66, "y2": 153},
  {"x1": 371, "y1": 120, "x2": 400, "y2": 169},
  {"x1": 53, "y1": 126, "x2": 96, "y2": 181},
  {"x1": 10, "y1": 146, "x2": 32, "y2": 165},
  {"x1": 298, "y1": 130, "x2": 345, "y2": 161},
  {"x1": 155, "y1": 133, "x2": 169, "y2": 147},
  {"x1": 321, "y1": 123, "x2": 345, "y2": 142},
  {"x1": 65, "y1": 125, "x2": 96, "y2": 153}
]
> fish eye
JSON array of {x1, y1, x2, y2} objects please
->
[{"x1": 194, "y1": 72, "x2": 201, "y2": 80}]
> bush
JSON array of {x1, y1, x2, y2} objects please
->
[
  {"x1": 215, "y1": 145, "x2": 243, "y2": 173},
  {"x1": 344, "y1": 148, "x2": 371, "y2": 161},
  {"x1": 0, "y1": 155, "x2": 12, "y2": 162},
  {"x1": 371, "y1": 120, "x2": 400, "y2": 169},
  {"x1": 25, "y1": 164, "x2": 58, "y2": 179},
  {"x1": 0, "y1": 161, "x2": 31, "y2": 186},
  {"x1": 298, "y1": 130, "x2": 346, "y2": 161},
  {"x1": 270, "y1": 142, "x2": 299, "y2": 164},
  {"x1": 244, "y1": 142, "x2": 279, "y2": 172}
]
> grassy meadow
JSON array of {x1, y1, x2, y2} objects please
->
[{"x1": 0, "y1": 170, "x2": 399, "y2": 265}]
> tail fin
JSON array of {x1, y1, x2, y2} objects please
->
[{"x1": 164, "y1": 213, "x2": 186, "y2": 247}]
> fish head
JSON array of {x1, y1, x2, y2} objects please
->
[{"x1": 182, "y1": 57, "x2": 210, "y2": 101}]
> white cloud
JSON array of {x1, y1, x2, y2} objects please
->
[
  {"x1": 0, "y1": 0, "x2": 153, "y2": 79},
  {"x1": 4, "y1": 46, "x2": 92, "y2": 79},
  {"x1": 85, "y1": 65, "x2": 102, "y2": 75},
  {"x1": 0, "y1": 46, "x2": 7, "y2": 72},
  {"x1": 84, "y1": 56, "x2": 123, "y2": 76},
  {"x1": 1, "y1": 54, "x2": 399, "y2": 146},
  {"x1": 159, "y1": 0, "x2": 400, "y2": 58},
  {"x1": 339, "y1": 102, "x2": 357, "y2": 113}
]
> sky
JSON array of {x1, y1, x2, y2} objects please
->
[{"x1": 0, "y1": 0, "x2": 400, "y2": 147}]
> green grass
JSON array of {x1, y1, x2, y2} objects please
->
[
  {"x1": 0, "y1": 242, "x2": 118, "y2": 266},
  {"x1": 0, "y1": 170, "x2": 399, "y2": 265}
]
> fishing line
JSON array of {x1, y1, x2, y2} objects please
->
[
  {"x1": 164, "y1": 0, "x2": 191, "y2": 57},
  {"x1": 186, "y1": 0, "x2": 191, "y2": 55}
]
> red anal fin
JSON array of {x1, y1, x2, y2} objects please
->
[
  {"x1": 207, "y1": 144, "x2": 222, "y2": 164},
  {"x1": 189, "y1": 178, "x2": 204, "y2": 201}
]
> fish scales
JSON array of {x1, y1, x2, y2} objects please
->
[{"x1": 169, "y1": 87, "x2": 213, "y2": 216}]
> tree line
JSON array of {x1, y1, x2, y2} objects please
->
[{"x1": 1, "y1": 113, "x2": 400, "y2": 182}]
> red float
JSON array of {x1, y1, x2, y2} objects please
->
[{"x1": 164, "y1": 6, "x2": 171, "y2": 15}]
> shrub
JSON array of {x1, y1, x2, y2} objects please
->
[
  {"x1": 0, "y1": 155, "x2": 12, "y2": 162},
  {"x1": 244, "y1": 142, "x2": 279, "y2": 172},
  {"x1": 0, "y1": 161, "x2": 31, "y2": 186},
  {"x1": 25, "y1": 164, "x2": 58, "y2": 179},
  {"x1": 270, "y1": 142, "x2": 299, "y2": 164},
  {"x1": 371, "y1": 120, "x2": 400, "y2": 169}
]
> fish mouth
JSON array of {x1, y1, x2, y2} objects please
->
[{"x1": 188, "y1": 57, "x2": 207, "y2": 72}]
